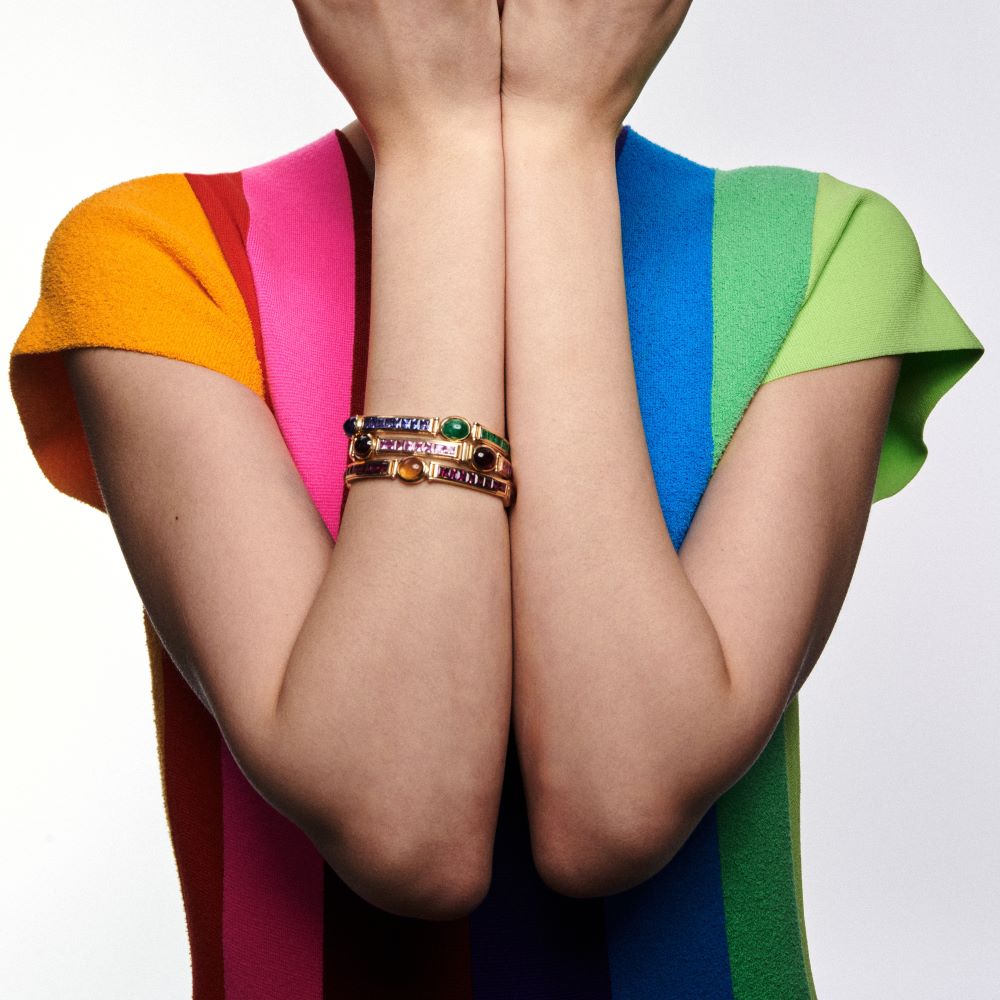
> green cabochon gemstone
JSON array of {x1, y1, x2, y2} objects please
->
[{"x1": 441, "y1": 416, "x2": 471, "y2": 440}]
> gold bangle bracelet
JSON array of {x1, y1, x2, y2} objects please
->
[
  {"x1": 342, "y1": 413, "x2": 511, "y2": 457},
  {"x1": 345, "y1": 457, "x2": 516, "y2": 508},
  {"x1": 348, "y1": 431, "x2": 514, "y2": 481}
]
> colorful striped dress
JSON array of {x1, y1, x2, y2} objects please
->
[{"x1": 9, "y1": 123, "x2": 984, "y2": 999}]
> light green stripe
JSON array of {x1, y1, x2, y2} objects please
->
[
  {"x1": 710, "y1": 165, "x2": 818, "y2": 999},
  {"x1": 762, "y1": 172, "x2": 985, "y2": 503}
]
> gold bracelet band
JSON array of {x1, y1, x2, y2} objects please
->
[
  {"x1": 348, "y1": 432, "x2": 514, "y2": 480},
  {"x1": 345, "y1": 457, "x2": 515, "y2": 508},
  {"x1": 342, "y1": 414, "x2": 510, "y2": 456}
]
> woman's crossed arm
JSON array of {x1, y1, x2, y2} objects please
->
[
  {"x1": 65, "y1": 0, "x2": 510, "y2": 922},
  {"x1": 500, "y1": 0, "x2": 902, "y2": 899}
]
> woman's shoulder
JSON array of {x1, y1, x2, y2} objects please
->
[
  {"x1": 10, "y1": 165, "x2": 261, "y2": 380},
  {"x1": 619, "y1": 124, "x2": 975, "y2": 351},
  {"x1": 12, "y1": 124, "x2": 362, "y2": 385},
  {"x1": 620, "y1": 123, "x2": 911, "y2": 248},
  {"x1": 44, "y1": 125, "x2": 360, "y2": 251},
  {"x1": 8, "y1": 165, "x2": 261, "y2": 510},
  {"x1": 621, "y1": 125, "x2": 984, "y2": 504},
  {"x1": 9, "y1": 127, "x2": 369, "y2": 511}
]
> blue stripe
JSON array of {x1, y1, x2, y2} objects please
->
[{"x1": 602, "y1": 128, "x2": 735, "y2": 999}]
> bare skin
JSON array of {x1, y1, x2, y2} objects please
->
[{"x1": 63, "y1": 0, "x2": 902, "y2": 917}]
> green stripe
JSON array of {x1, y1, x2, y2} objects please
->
[
  {"x1": 784, "y1": 696, "x2": 819, "y2": 1000},
  {"x1": 710, "y1": 164, "x2": 818, "y2": 999},
  {"x1": 716, "y1": 713, "x2": 811, "y2": 999},
  {"x1": 710, "y1": 165, "x2": 818, "y2": 467}
]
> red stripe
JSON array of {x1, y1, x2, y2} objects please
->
[
  {"x1": 141, "y1": 171, "x2": 276, "y2": 1000},
  {"x1": 156, "y1": 628, "x2": 226, "y2": 999},
  {"x1": 183, "y1": 170, "x2": 273, "y2": 412}
]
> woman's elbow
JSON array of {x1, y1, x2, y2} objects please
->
[
  {"x1": 232, "y1": 727, "x2": 498, "y2": 921},
  {"x1": 528, "y1": 785, "x2": 705, "y2": 899},
  {"x1": 314, "y1": 821, "x2": 495, "y2": 921},
  {"x1": 527, "y1": 741, "x2": 760, "y2": 898}
]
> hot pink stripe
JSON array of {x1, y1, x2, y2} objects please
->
[
  {"x1": 243, "y1": 130, "x2": 359, "y2": 534},
  {"x1": 217, "y1": 130, "x2": 359, "y2": 998}
]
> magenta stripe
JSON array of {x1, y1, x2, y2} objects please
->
[
  {"x1": 218, "y1": 131, "x2": 359, "y2": 998},
  {"x1": 242, "y1": 130, "x2": 359, "y2": 533}
]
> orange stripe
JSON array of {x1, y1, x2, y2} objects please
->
[{"x1": 9, "y1": 172, "x2": 263, "y2": 510}]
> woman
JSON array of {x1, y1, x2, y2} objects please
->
[{"x1": 8, "y1": 0, "x2": 984, "y2": 995}]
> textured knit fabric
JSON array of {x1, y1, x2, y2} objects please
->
[{"x1": 8, "y1": 124, "x2": 984, "y2": 999}]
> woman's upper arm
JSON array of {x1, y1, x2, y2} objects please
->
[
  {"x1": 678, "y1": 353, "x2": 902, "y2": 762},
  {"x1": 9, "y1": 173, "x2": 328, "y2": 764},
  {"x1": 680, "y1": 173, "x2": 985, "y2": 782},
  {"x1": 63, "y1": 345, "x2": 334, "y2": 757}
]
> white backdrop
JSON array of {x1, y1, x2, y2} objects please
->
[{"x1": 2, "y1": 2, "x2": 997, "y2": 997}]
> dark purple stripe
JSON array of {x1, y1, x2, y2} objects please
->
[{"x1": 469, "y1": 723, "x2": 614, "y2": 998}]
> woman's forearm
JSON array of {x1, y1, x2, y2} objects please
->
[
  {"x1": 362, "y1": 123, "x2": 507, "y2": 418},
  {"x1": 502, "y1": 119, "x2": 731, "y2": 872},
  {"x1": 270, "y1": 118, "x2": 512, "y2": 906}
]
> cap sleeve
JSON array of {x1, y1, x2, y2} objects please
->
[
  {"x1": 761, "y1": 172, "x2": 984, "y2": 504},
  {"x1": 8, "y1": 173, "x2": 263, "y2": 512}
]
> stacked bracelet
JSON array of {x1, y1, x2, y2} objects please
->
[{"x1": 342, "y1": 413, "x2": 516, "y2": 508}]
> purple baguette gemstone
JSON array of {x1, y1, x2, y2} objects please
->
[
  {"x1": 347, "y1": 460, "x2": 390, "y2": 476},
  {"x1": 364, "y1": 415, "x2": 433, "y2": 433},
  {"x1": 380, "y1": 437, "x2": 458, "y2": 457},
  {"x1": 430, "y1": 463, "x2": 508, "y2": 495},
  {"x1": 434, "y1": 466, "x2": 505, "y2": 492}
]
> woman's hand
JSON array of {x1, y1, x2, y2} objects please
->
[
  {"x1": 499, "y1": 0, "x2": 693, "y2": 140},
  {"x1": 291, "y1": 0, "x2": 502, "y2": 154}
]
